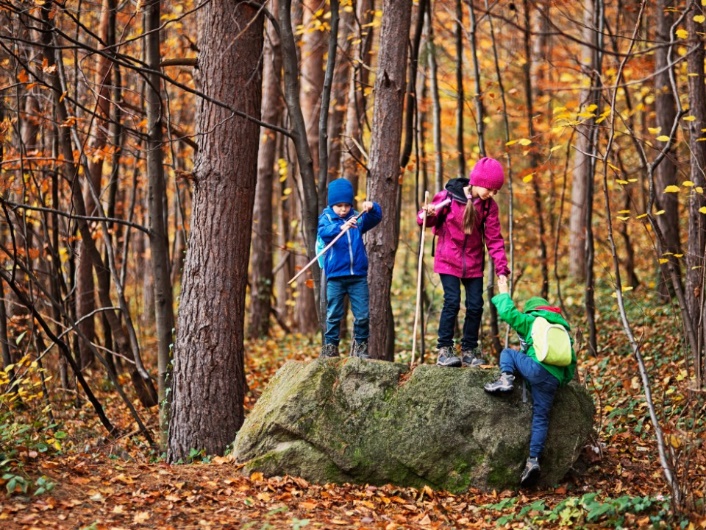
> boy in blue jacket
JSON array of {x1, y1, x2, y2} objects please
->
[
  {"x1": 318, "y1": 178, "x2": 382, "y2": 359},
  {"x1": 485, "y1": 276, "x2": 577, "y2": 487}
]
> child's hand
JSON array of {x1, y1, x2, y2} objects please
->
[
  {"x1": 342, "y1": 217, "x2": 358, "y2": 231},
  {"x1": 361, "y1": 201, "x2": 373, "y2": 213},
  {"x1": 423, "y1": 204, "x2": 436, "y2": 216},
  {"x1": 497, "y1": 275, "x2": 509, "y2": 294}
]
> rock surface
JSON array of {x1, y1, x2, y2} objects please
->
[{"x1": 233, "y1": 358, "x2": 594, "y2": 492}]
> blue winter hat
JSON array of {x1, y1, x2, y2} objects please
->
[{"x1": 328, "y1": 178, "x2": 354, "y2": 206}]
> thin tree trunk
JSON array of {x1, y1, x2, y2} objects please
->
[
  {"x1": 249, "y1": 0, "x2": 282, "y2": 339},
  {"x1": 145, "y1": 0, "x2": 175, "y2": 445},
  {"x1": 77, "y1": 0, "x2": 115, "y2": 368},
  {"x1": 568, "y1": 0, "x2": 598, "y2": 282},
  {"x1": 521, "y1": 0, "x2": 549, "y2": 299},
  {"x1": 686, "y1": 0, "x2": 706, "y2": 388},
  {"x1": 426, "y1": 1, "x2": 443, "y2": 192},
  {"x1": 455, "y1": 0, "x2": 465, "y2": 178},
  {"x1": 653, "y1": 0, "x2": 680, "y2": 300},
  {"x1": 280, "y1": 0, "x2": 323, "y2": 330}
]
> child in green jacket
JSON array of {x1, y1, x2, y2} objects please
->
[{"x1": 485, "y1": 276, "x2": 577, "y2": 487}]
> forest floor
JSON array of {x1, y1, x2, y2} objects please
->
[{"x1": 2, "y1": 288, "x2": 706, "y2": 529}]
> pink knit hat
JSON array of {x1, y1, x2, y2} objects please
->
[{"x1": 469, "y1": 157, "x2": 505, "y2": 190}]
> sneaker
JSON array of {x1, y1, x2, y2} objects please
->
[
  {"x1": 520, "y1": 457, "x2": 540, "y2": 487},
  {"x1": 351, "y1": 340, "x2": 369, "y2": 359},
  {"x1": 320, "y1": 343, "x2": 339, "y2": 358},
  {"x1": 484, "y1": 372, "x2": 515, "y2": 393},
  {"x1": 461, "y1": 346, "x2": 486, "y2": 367},
  {"x1": 436, "y1": 346, "x2": 462, "y2": 367}
]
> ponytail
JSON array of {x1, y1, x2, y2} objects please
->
[{"x1": 463, "y1": 200, "x2": 477, "y2": 235}]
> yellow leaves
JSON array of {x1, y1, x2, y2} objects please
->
[
  {"x1": 656, "y1": 135, "x2": 671, "y2": 142},
  {"x1": 648, "y1": 126, "x2": 661, "y2": 135},
  {"x1": 699, "y1": 206, "x2": 706, "y2": 214},
  {"x1": 683, "y1": 115, "x2": 697, "y2": 121},
  {"x1": 683, "y1": 180, "x2": 695, "y2": 187},
  {"x1": 663, "y1": 185, "x2": 680, "y2": 193},
  {"x1": 694, "y1": 14, "x2": 705, "y2": 23},
  {"x1": 676, "y1": 28, "x2": 688, "y2": 39},
  {"x1": 505, "y1": 138, "x2": 532, "y2": 147},
  {"x1": 522, "y1": 174, "x2": 534, "y2": 183}
]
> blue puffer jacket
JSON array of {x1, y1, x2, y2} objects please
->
[{"x1": 317, "y1": 203, "x2": 383, "y2": 278}]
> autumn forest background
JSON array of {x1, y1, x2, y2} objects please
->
[{"x1": 1, "y1": 0, "x2": 705, "y2": 527}]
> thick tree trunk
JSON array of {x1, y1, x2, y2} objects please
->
[
  {"x1": 167, "y1": 0, "x2": 263, "y2": 461},
  {"x1": 367, "y1": 1, "x2": 412, "y2": 361},
  {"x1": 249, "y1": 0, "x2": 282, "y2": 339}
]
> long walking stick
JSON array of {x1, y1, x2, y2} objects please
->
[
  {"x1": 411, "y1": 192, "x2": 429, "y2": 366},
  {"x1": 288, "y1": 210, "x2": 365, "y2": 285}
]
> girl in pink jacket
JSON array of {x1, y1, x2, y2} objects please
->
[{"x1": 418, "y1": 157, "x2": 510, "y2": 367}]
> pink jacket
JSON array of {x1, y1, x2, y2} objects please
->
[{"x1": 417, "y1": 189, "x2": 510, "y2": 279}]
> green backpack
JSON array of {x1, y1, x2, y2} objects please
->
[{"x1": 531, "y1": 316, "x2": 572, "y2": 367}]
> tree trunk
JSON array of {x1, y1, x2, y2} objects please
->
[
  {"x1": 340, "y1": 0, "x2": 375, "y2": 189},
  {"x1": 326, "y1": 6, "x2": 353, "y2": 181},
  {"x1": 686, "y1": 0, "x2": 706, "y2": 387},
  {"x1": 426, "y1": 1, "x2": 443, "y2": 191},
  {"x1": 454, "y1": 0, "x2": 465, "y2": 178},
  {"x1": 167, "y1": 0, "x2": 263, "y2": 461},
  {"x1": 145, "y1": 0, "x2": 175, "y2": 445},
  {"x1": 568, "y1": 0, "x2": 597, "y2": 282},
  {"x1": 249, "y1": 0, "x2": 283, "y2": 339},
  {"x1": 367, "y1": 1, "x2": 413, "y2": 361},
  {"x1": 653, "y1": 0, "x2": 680, "y2": 300},
  {"x1": 77, "y1": 0, "x2": 115, "y2": 368},
  {"x1": 280, "y1": 0, "x2": 323, "y2": 332}
]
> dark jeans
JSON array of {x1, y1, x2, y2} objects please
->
[
  {"x1": 499, "y1": 348, "x2": 560, "y2": 459},
  {"x1": 325, "y1": 275, "x2": 369, "y2": 345},
  {"x1": 437, "y1": 274, "x2": 484, "y2": 350}
]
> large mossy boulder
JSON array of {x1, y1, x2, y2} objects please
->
[{"x1": 233, "y1": 358, "x2": 594, "y2": 492}]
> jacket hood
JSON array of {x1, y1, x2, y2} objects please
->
[
  {"x1": 524, "y1": 297, "x2": 570, "y2": 328},
  {"x1": 445, "y1": 178, "x2": 470, "y2": 203}
]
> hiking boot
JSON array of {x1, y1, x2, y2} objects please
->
[
  {"x1": 520, "y1": 457, "x2": 540, "y2": 487},
  {"x1": 436, "y1": 346, "x2": 462, "y2": 367},
  {"x1": 484, "y1": 372, "x2": 515, "y2": 393},
  {"x1": 461, "y1": 346, "x2": 486, "y2": 367},
  {"x1": 351, "y1": 340, "x2": 370, "y2": 359},
  {"x1": 320, "y1": 343, "x2": 339, "y2": 358}
]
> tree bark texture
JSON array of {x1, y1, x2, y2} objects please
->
[
  {"x1": 685, "y1": 0, "x2": 706, "y2": 383},
  {"x1": 366, "y1": 0, "x2": 412, "y2": 361},
  {"x1": 340, "y1": 0, "x2": 375, "y2": 190},
  {"x1": 653, "y1": 0, "x2": 680, "y2": 298},
  {"x1": 145, "y1": 0, "x2": 175, "y2": 444},
  {"x1": 168, "y1": 0, "x2": 263, "y2": 461},
  {"x1": 249, "y1": 0, "x2": 283, "y2": 339},
  {"x1": 77, "y1": 0, "x2": 115, "y2": 368}
]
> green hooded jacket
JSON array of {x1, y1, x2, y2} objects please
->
[{"x1": 491, "y1": 293, "x2": 576, "y2": 386}]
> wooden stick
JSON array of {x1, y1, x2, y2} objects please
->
[
  {"x1": 411, "y1": 191, "x2": 429, "y2": 366},
  {"x1": 288, "y1": 210, "x2": 365, "y2": 285}
]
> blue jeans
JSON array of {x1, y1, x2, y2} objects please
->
[
  {"x1": 500, "y1": 348, "x2": 559, "y2": 458},
  {"x1": 325, "y1": 276, "x2": 369, "y2": 345},
  {"x1": 437, "y1": 274, "x2": 484, "y2": 350}
]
